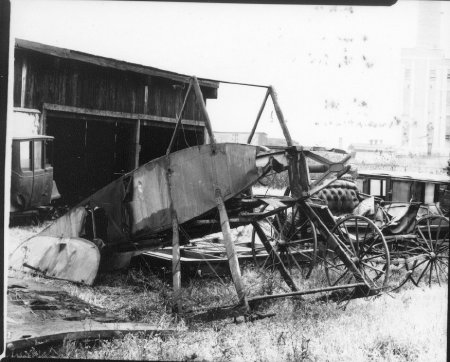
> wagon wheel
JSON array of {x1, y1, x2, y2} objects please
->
[
  {"x1": 251, "y1": 204, "x2": 318, "y2": 280},
  {"x1": 402, "y1": 215, "x2": 449, "y2": 287},
  {"x1": 324, "y1": 215, "x2": 390, "y2": 293}
]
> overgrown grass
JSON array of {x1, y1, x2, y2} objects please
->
[
  {"x1": 7, "y1": 223, "x2": 448, "y2": 361},
  {"x1": 10, "y1": 262, "x2": 448, "y2": 361}
]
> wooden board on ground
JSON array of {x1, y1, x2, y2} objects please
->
[{"x1": 6, "y1": 277, "x2": 175, "y2": 353}]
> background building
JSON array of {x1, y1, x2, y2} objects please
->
[{"x1": 399, "y1": 1, "x2": 450, "y2": 156}]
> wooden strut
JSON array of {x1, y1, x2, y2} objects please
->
[
  {"x1": 192, "y1": 76, "x2": 217, "y2": 146},
  {"x1": 192, "y1": 75, "x2": 249, "y2": 310},
  {"x1": 269, "y1": 86, "x2": 293, "y2": 147},
  {"x1": 134, "y1": 119, "x2": 141, "y2": 169},
  {"x1": 247, "y1": 87, "x2": 270, "y2": 144},
  {"x1": 171, "y1": 209, "x2": 182, "y2": 314},
  {"x1": 252, "y1": 222, "x2": 299, "y2": 292},
  {"x1": 248, "y1": 283, "x2": 366, "y2": 303},
  {"x1": 165, "y1": 80, "x2": 195, "y2": 314},
  {"x1": 166, "y1": 80, "x2": 193, "y2": 156},
  {"x1": 299, "y1": 202, "x2": 368, "y2": 288},
  {"x1": 246, "y1": 85, "x2": 294, "y2": 148},
  {"x1": 216, "y1": 189, "x2": 249, "y2": 309},
  {"x1": 247, "y1": 86, "x2": 303, "y2": 294}
]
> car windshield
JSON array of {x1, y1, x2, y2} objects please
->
[{"x1": 20, "y1": 141, "x2": 31, "y2": 171}]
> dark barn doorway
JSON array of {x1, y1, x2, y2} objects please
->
[
  {"x1": 46, "y1": 114, "x2": 204, "y2": 205},
  {"x1": 138, "y1": 123, "x2": 204, "y2": 165},
  {"x1": 46, "y1": 115, "x2": 135, "y2": 204}
]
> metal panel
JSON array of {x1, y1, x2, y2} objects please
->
[
  {"x1": 27, "y1": 143, "x2": 262, "y2": 249},
  {"x1": 130, "y1": 160, "x2": 171, "y2": 236},
  {"x1": 129, "y1": 143, "x2": 259, "y2": 237}
]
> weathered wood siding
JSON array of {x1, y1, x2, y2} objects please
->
[{"x1": 14, "y1": 49, "x2": 211, "y2": 121}]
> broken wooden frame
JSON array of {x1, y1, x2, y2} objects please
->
[
  {"x1": 244, "y1": 84, "x2": 383, "y2": 301},
  {"x1": 164, "y1": 77, "x2": 388, "y2": 314},
  {"x1": 165, "y1": 76, "x2": 248, "y2": 312},
  {"x1": 8, "y1": 77, "x2": 390, "y2": 316}
]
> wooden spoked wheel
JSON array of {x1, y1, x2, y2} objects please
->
[
  {"x1": 325, "y1": 215, "x2": 390, "y2": 292},
  {"x1": 251, "y1": 205, "x2": 318, "y2": 280},
  {"x1": 404, "y1": 215, "x2": 449, "y2": 287}
]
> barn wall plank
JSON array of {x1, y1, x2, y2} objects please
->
[{"x1": 15, "y1": 49, "x2": 213, "y2": 124}]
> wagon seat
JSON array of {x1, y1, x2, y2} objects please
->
[
  {"x1": 315, "y1": 179, "x2": 420, "y2": 235},
  {"x1": 315, "y1": 179, "x2": 374, "y2": 218}
]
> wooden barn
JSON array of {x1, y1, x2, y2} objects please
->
[{"x1": 12, "y1": 39, "x2": 219, "y2": 204}]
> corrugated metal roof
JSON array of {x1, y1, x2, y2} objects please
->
[{"x1": 15, "y1": 38, "x2": 219, "y2": 89}]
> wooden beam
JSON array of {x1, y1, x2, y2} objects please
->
[
  {"x1": 166, "y1": 80, "x2": 193, "y2": 156},
  {"x1": 247, "y1": 88, "x2": 270, "y2": 144},
  {"x1": 40, "y1": 107, "x2": 47, "y2": 135},
  {"x1": 131, "y1": 89, "x2": 136, "y2": 113},
  {"x1": 295, "y1": 150, "x2": 310, "y2": 197},
  {"x1": 248, "y1": 283, "x2": 366, "y2": 303},
  {"x1": 215, "y1": 188, "x2": 249, "y2": 310},
  {"x1": 164, "y1": 155, "x2": 182, "y2": 313},
  {"x1": 143, "y1": 85, "x2": 149, "y2": 114},
  {"x1": 20, "y1": 57, "x2": 27, "y2": 108},
  {"x1": 298, "y1": 202, "x2": 368, "y2": 287},
  {"x1": 42, "y1": 103, "x2": 205, "y2": 128},
  {"x1": 134, "y1": 119, "x2": 141, "y2": 169},
  {"x1": 192, "y1": 76, "x2": 216, "y2": 145},
  {"x1": 269, "y1": 86, "x2": 293, "y2": 147},
  {"x1": 252, "y1": 221, "x2": 299, "y2": 292},
  {"x1": 171, "y1": 212, "x2": 182, "y2": 314}
]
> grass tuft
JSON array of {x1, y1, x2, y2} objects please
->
[{"x1": 7, "y1": 223, "x2": 448, "y2": 361}]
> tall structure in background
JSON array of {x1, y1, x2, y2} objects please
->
[{"x1": 400, "y1": 1, "x2": 450, "y2": 156}]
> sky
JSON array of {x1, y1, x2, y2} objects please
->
[{"x1": 9, "y1": 0, "x2": 450, "y2": 146}]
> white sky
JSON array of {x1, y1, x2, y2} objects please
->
[{"x1": 9, "y1": 0, "x2": 450, "y2": 145}]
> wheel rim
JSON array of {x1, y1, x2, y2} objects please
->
[
  {"x1": 325, "y1": 215, "x2": 390, "y2": 290},
  {"x1": 407, "y1": 215, "x2": 449, "y2": 287},
  {"x1": 251, "y1": 205, "x2": 318, "y2": 279}
]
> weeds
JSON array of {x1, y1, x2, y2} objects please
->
[{"x1": 7, "y1": 224, "x2": 448, "y2": 361}]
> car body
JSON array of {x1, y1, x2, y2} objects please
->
[{"x1": 10, "y1": 135, "x2": 60, "y2": 213}]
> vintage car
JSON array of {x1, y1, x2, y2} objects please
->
[{"x1": 10, "y1": 135, "x2": 60, "y2": 215}]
